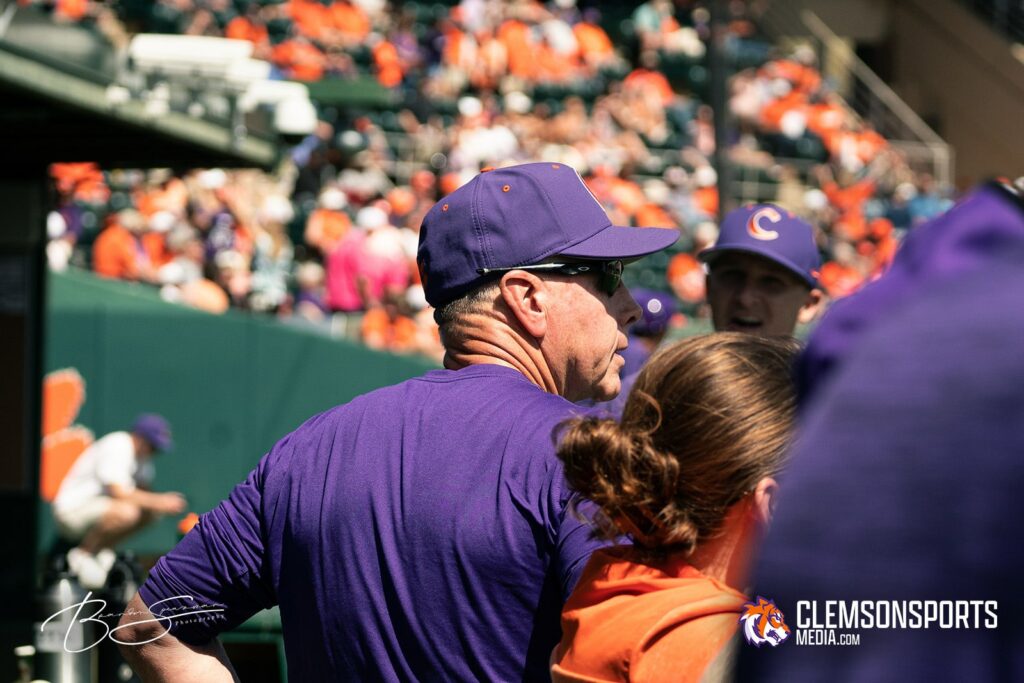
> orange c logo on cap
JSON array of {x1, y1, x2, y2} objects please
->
[{"x1": 747, "y1": 207, "x2": 782, "y2": 241}]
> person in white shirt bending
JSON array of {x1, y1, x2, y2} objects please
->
[{"x1": 53, "y1": 413, "x2": 186, "y2": 589}]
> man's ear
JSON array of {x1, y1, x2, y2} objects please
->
[
  {"x1": 499, "y1": 271, "x2": 549, "y2": 339},
  {"x1": 797, "y1": 287, "x2": 825, "y2": 325},
  {"x1": 750, "y1": 476, "x2": 779, "y2": 528}
]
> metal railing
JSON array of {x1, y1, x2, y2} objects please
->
[{"x1": 760, "y1": 6, "x2": 956, "y2": 188}]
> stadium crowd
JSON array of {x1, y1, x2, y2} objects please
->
[{"x1": 39, "y1": 0, "x2": 954, "y2": 359}]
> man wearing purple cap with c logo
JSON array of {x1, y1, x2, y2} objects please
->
[
  {"x1": 118, "y1": 163, "x2": 679, "y2": 681},
  {"x1": 605, "y1": 204, "x2": 824, "y2": 419},
  {"x1": 699, "y1": 203, "x2": 824, "y2": 338}
]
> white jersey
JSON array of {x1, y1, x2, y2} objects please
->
[{"x1": 53, "y1": 431, "x2": 154, "y2": 513}]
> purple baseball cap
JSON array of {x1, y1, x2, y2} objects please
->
[
  {"x1": 630, "y1": 287, "x2": 677, "y2": 337},
  {"x1": 698, "y1": 203, "x2": 821, "y2": 288},
  {"x1": 133, "y1": 413, "x2": 173, "y2": 452},
  {"x1": 416, "y1": 163, "x2": 679, "y2": 307}
]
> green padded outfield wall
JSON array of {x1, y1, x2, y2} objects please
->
[{"x1": 42, "y1": 269, "x2": 438, "y2": 555}]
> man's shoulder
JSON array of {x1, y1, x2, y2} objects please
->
[
  {"x1": 399, "y1": 365, "x2": 576, "y2": 405},
  {"x1": 90, "y1": 430, "x2": 134, "y2": 453},
  {"x1": 307, "y1": 366, "x2": 583, "y2": 440}
]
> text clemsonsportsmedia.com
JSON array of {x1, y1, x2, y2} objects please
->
[{"x1": 791, "y1": 600, "x2": 998, "y2": 646}]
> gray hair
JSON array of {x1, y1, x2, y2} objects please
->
[{"x1": 433, "y1": 282, "x2": 500, "y2": 344}]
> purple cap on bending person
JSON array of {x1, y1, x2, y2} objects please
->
[
  {"x1": 417, "y1": 163, "x2": 680, "y2": 307},
  {"x1": 133, "y1": 413, "x2": 174, "y2": 452},
  {"x1": 698, "y1": 203, "x2": 821, "y2": 288}
]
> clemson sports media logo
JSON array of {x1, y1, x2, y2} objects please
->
[
  {"x1": 740, "y1": 597, "x2": 791, "y2": 647},
  {"x1": 746, "y1": 207, "x2": 782, "y2": 241}
]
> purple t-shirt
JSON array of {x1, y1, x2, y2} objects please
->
[{"x1": 139, "y1": 365, "x2": 605, "y2": 681}]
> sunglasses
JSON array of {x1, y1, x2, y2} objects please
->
[{"x1": 478, "y1": 260, "x2": 624, "y2": 296}]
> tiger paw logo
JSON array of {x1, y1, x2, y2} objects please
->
[{"x1": 740, "y1": 596, "x2": 791, "y2": 647}]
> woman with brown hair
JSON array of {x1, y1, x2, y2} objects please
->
[{"x1": 552, "y1": 332, "x2": 800, "y2": 682}]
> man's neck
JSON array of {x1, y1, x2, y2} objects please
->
[{"x1": 442, "y1": 312, "x2": 560, "y2": 396}]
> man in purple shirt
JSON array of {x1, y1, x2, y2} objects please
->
[{"x1": 117, "y1": 163, "x2": 679, "y2": 681}]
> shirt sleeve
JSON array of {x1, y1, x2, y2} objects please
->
[
  {"x1": 552, "y1": 483, "x2": 613, "y2": 602},
  {"x1": 137, "y1": 453, "x2": 277, "y2": 645}
]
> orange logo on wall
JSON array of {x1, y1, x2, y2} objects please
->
[{"x1": 40, "y1": 368, "x2": 93, "y2": 501}]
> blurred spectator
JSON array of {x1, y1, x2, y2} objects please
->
[
  {"x1": 908, "y1": 173, "x2": 953, "y2": 224},
  {"x1": 249, "y1": 195, "x2": 295, "y2": 313},
  {"x1": 304, "y1": 186, "x2": 352, "y2": 257},
  {"x1": 573, "y1": 9, "x2": 619, "y2": 70},
  {"x1": 271, "y1": 31, "x2": 327, "y2": 81},
  {"x1": 92, "y1": 209, "x2": 156, "y2": 282},
  {"x1": 226, "y1": 3, "x2": 267, "y2": 44},
  {"x1": 293, "y1": 260, "x2": 329, "y2": 323},
  {"x1": 213, "y1": 249, "x2": 252, "y2": 309},
  {"x1": 157, "y1": 224, "x2": 205, "y2": 287},
  {"x1": 324, "y1": 205, "x2": 409, "y2": 335}
]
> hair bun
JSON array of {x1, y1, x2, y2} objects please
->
[
  {"x1": 557, "y1": 415, "x2": 694, "y2": 552},
  {"x1": 558, "y1": 416, "x2": 633, "y2": 493}
]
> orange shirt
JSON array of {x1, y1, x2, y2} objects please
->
[
  {"x1": 759, "y1": 91, "x2": 806, "y2": 132},
  {"x1": 442, "y1": 27, "x2": 471, "y2": 68},
  {"x1": 667, "y1": 252, "x2": 706, "y2": 304},
  {"x1": 553, "y1": 548, "x2": 747, "y2": 683},
  {"x1": 819, "y1": 260, "x2": 865, "y2": 299},
  {"x1": 373, "y1": 40, "x2": 403, "y2": 88},
  {"x1": 331, "y1": 0, "x2": 370, "y2": 39},
  {"x1": 834, "y1": 209, "x2": 869, "y2": 242},
  {"x1": 133, "y1": 181, "x2": 187, "y2": 218},
  {"x1": 634, "y1": 202, "x2": 675, "y2": 229},
  {"x1": 305, "y1": 208, "x2": 351, "y2": 253},
  {"x1": 271, "y1": 40, "x2": 326, "y2": 81},
  {"x1": 141, "y1": 231, "x2": 170, "y2": 269},
  {"x1": 607, "y1": 177, "x2": 646, "y2": 218},
  {"x1": 766, "y1": 59, "x2": 821, "y2": 94},
  {"x1": 288, "y1": 0, "x2": 330, "y2": 40},
  {"x1": 573, "y1": 22, "x2": 614, "y2": 63},
  {"x1": 805, "y1": 101, "x2": 845, "y2": 140},
  {"x1": 498, "y1": 19, "x2": 536, "y2": 79},
  {"x1": 536, "y1": 43, "x2": 576, "y2": 83},
  {"x1": 92, "y1": 225, "x2": 143, "y2": 280},
  {"x1": 51, "y1": 162, "x2": 108, "y2": 203},
  {"x1": 56, "y1": 0, "x2": 88, "y2": 21},
  {"x1": 693, "y1": 186, "x2": 719, "y2": 217},
  {"x1": 855, "y1": 129, "x2": 887, "y2": 164},
  {"x1": 823, "y1": 178, "x2": 876, "y2": 215},
  {"x1": 226, "y1": 16, "x2": 269, "y2": 46},
  {"x1": 361, "y1": 307, "x2": 419, "y2": 353}
]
